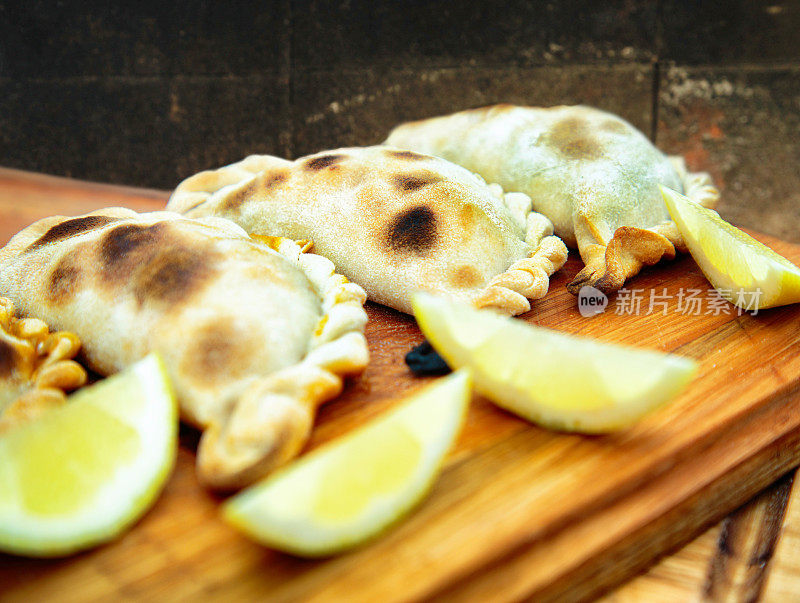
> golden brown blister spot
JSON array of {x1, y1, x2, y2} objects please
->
[
  {"x1": 385, "y1": 205, "x2": 438, "y2": 254},
  {"x1": 221, "y1": 179, "x2": 259, "y2": 212},
  {"x1": 47, "y1": 252, "x2": 82, "y2": 304},
  {"x1": 547, "y1": 117, "x2": 604, "y2": 160},
  {"x1": 223, "y1": 170, "x2": 289, "y2": 212},
  {"x1": 458, "y1": 203, "x2": 481, "y2": 231},
  {"x1": 393, "y1": 173, "x2": 444, "y2": 192},
  {"x1": 27, "y1": 215, "x2": 118, "y2": 252},
  {"x1": 133, "y1": 246, "x2": 217, "y2": 308},
  {"x1": 457, "y1": 202, "x2": 505, "y2": 251},
  {"x1": 601, "y1": 119, "x2": 630, "y2": 135},
  {"x1": 263, "y1": 169, "x2": 289, "y2": 189},
  {"x1": 303, "y1": 153, "x2": 346, "y2": 171},
  {"x1": 98, "y1": 222, "x2": 218, "y2": 308},
  {"x1": 184, "y1": 318, "x2": 258, "y2": 385},
  {"x1": 547, "y1": 117, "x2": 583, "y2": 143},
  {"x1": 100, "y1": 222, "x2": 164, "y2": 280},
  {"x1": 449, "y1": 265, "x2": 484, "y2": 289},
  {"x1": 385, "y1": 150, "x2": 427, "y2": 161},
  {"x1": 560, "y1": 137, "x2": 603, "y2": 159}
]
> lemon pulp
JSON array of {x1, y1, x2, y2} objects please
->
[
  {"x1": 0, "y1": 354, "x2": 177, "y2": 557},
  {"x1": 413, "y1": 293, "x2": 696, "y2": 432},
  {"x1": 661, "y1": 185, "x2": 800, "y2": 310},
  {"x1": 223, "y1": 369, "x2": 471, "y2": 557},
  {"x1": 10, "y1": 404, "x2": 139, "y2": 516},
  {"x1": 313, "y1": 424, "x2": 421, "y2": 523}
]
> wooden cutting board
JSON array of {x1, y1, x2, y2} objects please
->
[{"x1": 2, "y1": 168, "x2": 800, "y2": 602}]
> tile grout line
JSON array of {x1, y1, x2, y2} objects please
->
[{"x1": 651, "y1": 60, "x2": 661, "y2": 144}]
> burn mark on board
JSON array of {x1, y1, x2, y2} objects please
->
[
  {"x1": 386, "y1": 206, "x2": 438, "y2": 254},
  {"x1": 27, "y1": 215, "x2": 118, "y2": 252}
]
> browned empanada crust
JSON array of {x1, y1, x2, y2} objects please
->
[
  {"x1": 386, "y1": 105, "x2": 719, "y2": 294},
  {"x1": 168, "y1": 146, "x2": 568, "y2": 316},
  {"x1": 0, "y1": 209, "x2": 369, "y2": 490}
]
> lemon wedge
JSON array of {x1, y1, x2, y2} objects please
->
[
  {"x1": 222, "y1": 369, "x2": 471, "y2": 557},
  {"x1": 661, "y1": 185, "x2": 800, "y2": 310},
  {"x1": 0, "y1": 354, "x2": 177, "y2": 557},
  {"x1": 413, "y1": 293, "x2": 696, "y2": 433}
]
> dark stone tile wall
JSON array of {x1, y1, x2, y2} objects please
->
[
  {"x1": 0, "y1": 2, "x2": 291, "y2": 77},
  {"x1": 292, "y1": 64, "x2": 654, "y2": 157},
  {"x1": 0, "y1": 76, "x2": 290, "y2": 186},
  {"x1": 659, "y1": 0, "x2": 800, "y2": 65},
  {"x1": 290, "y1": 0, "x2": 659, "y2": 69},
  {"x1": 657, "y1": 64, "x2": 800, "y2": 242},
  {"x1": 0, "y1": 1, "x2": 291, "y2": 186},
  {"x1": 1, "y1": 1, "x2": 798, "y2": 243}
]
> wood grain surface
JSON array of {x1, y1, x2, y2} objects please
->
[{"x1": 1, "y1": 169, "x2": 800, "y2": 602}]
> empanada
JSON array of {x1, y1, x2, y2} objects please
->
[
  {"x1": 386, "y1": 104, "x2": 720, "y2": 293},
  {"x1": 0, "y1": 209, "x2": 369, "y2": 490},
  {"x1": 167, "y1": 147, "x2": 568, "y2": 316}
]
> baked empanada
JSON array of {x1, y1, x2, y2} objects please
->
[
  {"x1": 386, "y1": 104, "x2": 720, "y2": 293},
  {"x1": 0, "y1": 297, "x2": 87, "y2": 433},
  {"x1": 167, "y1": 147, "x2": 568, "y2": 316},
  {"x1": 0, "y1": 209, "x2": 368, "y2": 490}
]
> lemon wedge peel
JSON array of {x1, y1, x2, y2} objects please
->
[
  {"x1": 661, "y1": 185, "x2": 800, "y2": 310},
  {"x1": 0, "y1": 354, "x2": 177, "y2": 557},
  {"x1": 222, "y1": 369, "x2": 471, "y2": 558},
  {"x1": 413, "y1": 293, "x2": 697, "y2": 433}
]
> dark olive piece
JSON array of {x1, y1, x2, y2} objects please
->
[{"x1": 405, "y1": 340, "x2": 451, "y2": 376}]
